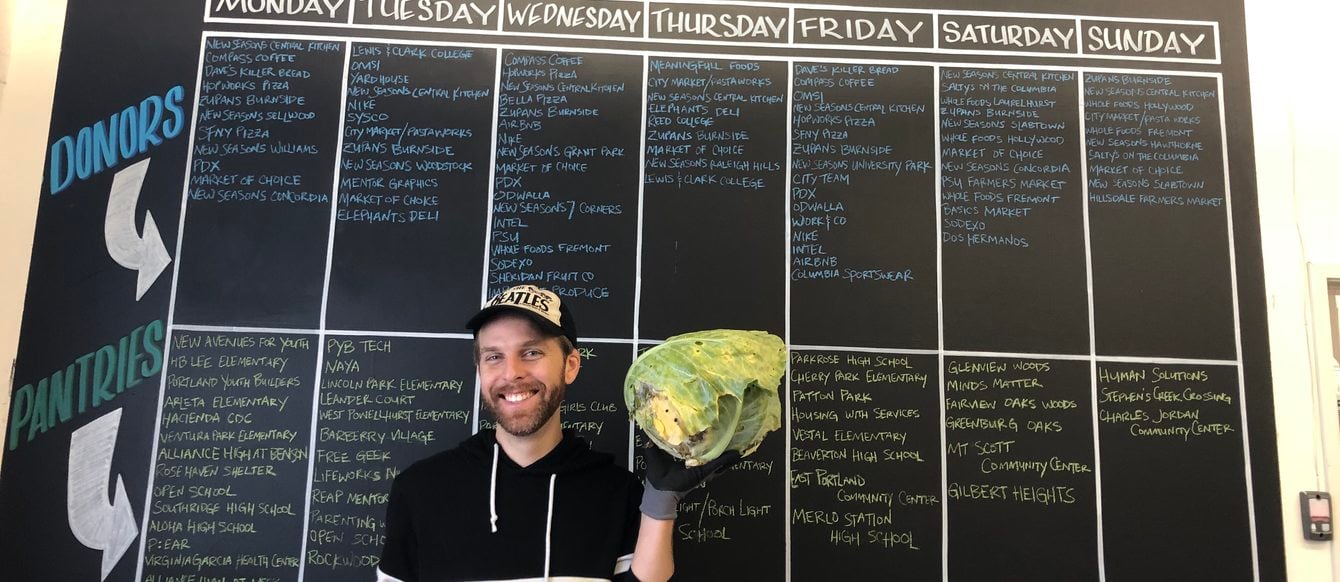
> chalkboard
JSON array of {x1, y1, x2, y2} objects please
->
[
  {"x1": 0, "y1": 0, "x2": 1284, "y2": 581},
  {"x1": 328, "y1": 43, "x2": 497, "y2": 333}
]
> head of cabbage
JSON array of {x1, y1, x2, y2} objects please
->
[{"x1": 624, "y1": 330, "x2": 785, "y2": 466}]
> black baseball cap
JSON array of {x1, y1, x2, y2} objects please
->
[{"x1": 466, "y1": 285, "x2": 578, "y2": 347}]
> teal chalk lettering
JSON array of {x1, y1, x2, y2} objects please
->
[
  {"x1": 49, "y1": 363, "x2": 76, "y2": 426},
  {"x1": 162, "y1": 86, "x2": 186, "y2": 139},
  {"x1": 30, "y1": 377, "x2": 50, "y2": 441},
  {"x1": 8, "y1": 319, "x2": 166, "y2": 449},
  {"x1": 48, "y1": 86, "x2": 187, "y2": 194},
  {"x1": 75, "y1": 352, "x2": 95, "y2": 413},
  {"x1": 126, "y1": 325, "x2": 144, "y2": 390},
  {"x1": 8, "y1": 384, "x2": 33, "y2": 450},
  {"x1": 137, "y1": 94, "x2": 164, "y2": 151},
  {"x1": 92, "y1": 345, "x2": 117, "y2": 407},
  {"x1": 142, "y1": 319, "x2": 165, "y2": 377}
]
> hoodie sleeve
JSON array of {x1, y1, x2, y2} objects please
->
[{"x1": 379, "y1": 476, "x2": 418, "y2": 582}]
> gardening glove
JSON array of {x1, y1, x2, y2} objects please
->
[{"x1": 640, "y1": 445, "x2": 742, "y2": 520}]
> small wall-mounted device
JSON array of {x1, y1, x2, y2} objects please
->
[{"x1": 1301, "y1": 491, "x2": 1332, "y2": 541}]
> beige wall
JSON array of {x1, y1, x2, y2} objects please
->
[
  {"x1": 0, "y1": 0, "x2": 66, "y2": 465},
  {"x1": 2, "y1": 0, "x2": 1339, "y2": 578}
]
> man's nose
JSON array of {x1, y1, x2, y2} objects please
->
[{"x1": 503, "y1": 355, "x2": 526, "y2": 379}]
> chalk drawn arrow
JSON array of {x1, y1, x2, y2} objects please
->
[
  {"x1": 104, "y1": 158, "x2": 171, "y2": 301},
  {"x1": 67, "y1": 408, "x2": 138, "y2": 581}
]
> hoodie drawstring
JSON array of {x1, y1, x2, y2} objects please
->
[
  {"x1": 488, "y1": 443, "x2": 558, "y2": 581},
  {"x1": 489, "y1": 444, "x2": 500, "y2": 533},
  {"x1": 544, "y1": 474, "x2": 556, "y2": 580}
]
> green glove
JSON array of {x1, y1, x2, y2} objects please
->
[{"x1": 640, "y1": 445, "x2": 741, "y2": 520}]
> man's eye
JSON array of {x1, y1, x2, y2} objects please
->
[{"x1": 524, "y1": 349, "x2": 543, "y2": 358}]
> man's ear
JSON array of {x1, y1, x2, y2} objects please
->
[{"x1": 564, "y1": 348, "x2": 581, "y2": 384}]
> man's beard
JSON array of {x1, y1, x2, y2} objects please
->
[{"x1": 484, "y1": 378, "x2": 566, "y2": 437}]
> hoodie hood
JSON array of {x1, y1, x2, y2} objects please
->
[{"x1": 461, "y1": 428, "x2": 615, "y2": 475}]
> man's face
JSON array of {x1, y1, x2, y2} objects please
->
[{"x1": 476, "y1": 314, "x2": 580, "y2": 437}]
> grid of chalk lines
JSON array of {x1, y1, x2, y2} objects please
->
[{"x1": 135, "y1": 15, "x2": 1253, "y2": 582}]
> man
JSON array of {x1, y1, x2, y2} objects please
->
[{"x1": 378, "y1": 284, "x2": 737, "y2": 582}]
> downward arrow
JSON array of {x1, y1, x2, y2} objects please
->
[
  {"x1": 67, "y1": 408, "x2": 138, "y2": 581},
  {"x1": 104, "y1": 158, "x2": 171, "y2": 301}
]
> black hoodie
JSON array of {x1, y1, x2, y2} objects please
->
[{"x1": 378, "y1": 429, "x2": 644, "y2": 582}]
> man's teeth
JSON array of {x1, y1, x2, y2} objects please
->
[{"x1": 504, "y1": 392, "x2": 535, "y2": 402}]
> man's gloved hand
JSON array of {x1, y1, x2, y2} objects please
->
[{"x1": 639, "y1": 446, "x2": 742, "y2": 520}]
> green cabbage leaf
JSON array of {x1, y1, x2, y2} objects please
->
[{"x1": 624, "y1": 330, "x2": 785, "y2": 466}]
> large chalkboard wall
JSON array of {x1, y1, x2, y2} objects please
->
[{"x1": 1, "y1": 0, "x2": 1283, "y2": 580}]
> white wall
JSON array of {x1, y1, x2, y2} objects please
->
[
  {"x1": 1, "y1": 0, "x2": 1338, "y2": 579},
  {"x1": 1246, "y1": 0, "x2": 1340, "y2": 579}
]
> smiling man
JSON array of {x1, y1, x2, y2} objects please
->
[{"x1": 377, "y1": 285, "x2": 736, "y2": 582}]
